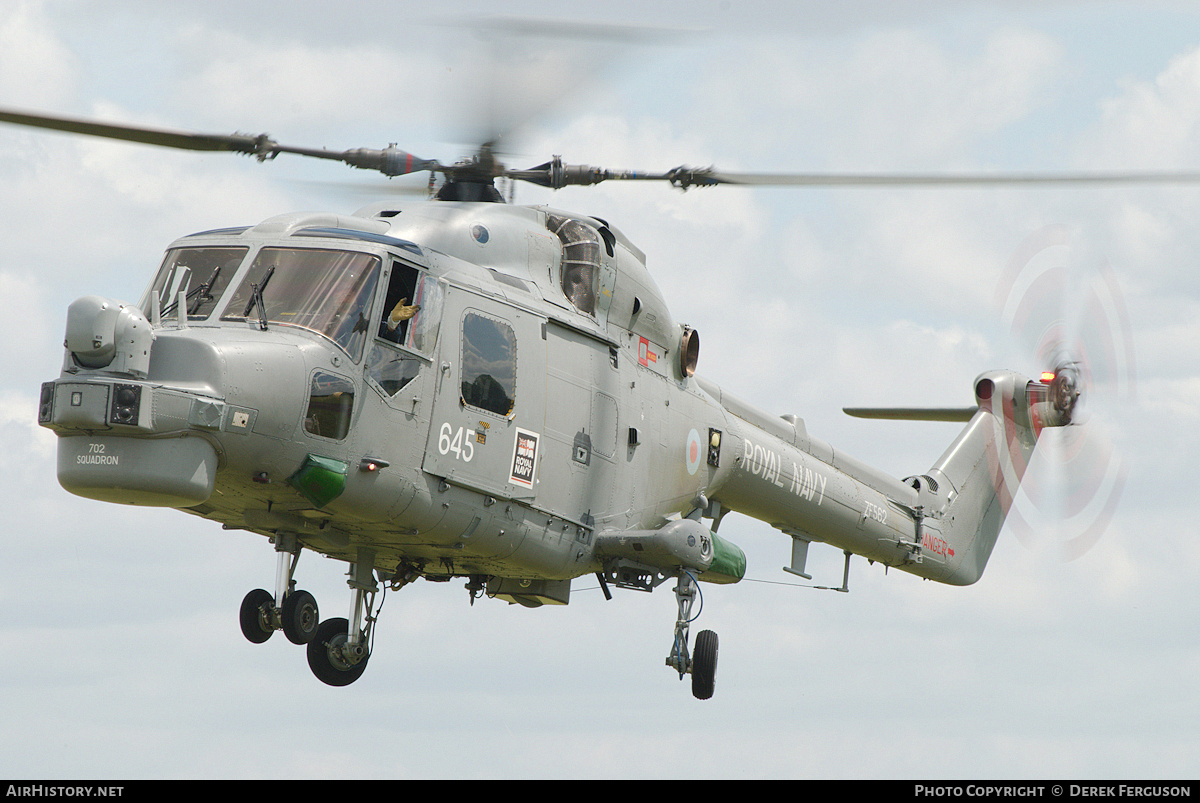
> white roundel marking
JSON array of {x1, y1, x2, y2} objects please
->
[{"x1": 685, "y1": 429, "x2": 702, "y2": 475}]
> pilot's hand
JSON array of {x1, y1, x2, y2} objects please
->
[{"x1": 387, "y1": 298, "x2": 421, "y2": 329}]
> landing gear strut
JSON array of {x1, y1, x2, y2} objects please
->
[{"x1": 665, "y1": 569, "x2": 719, "y2": 700}]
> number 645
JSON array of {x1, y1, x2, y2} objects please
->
[{"x1": 438, "y1": 422, "x2": 474, "y2": 462}]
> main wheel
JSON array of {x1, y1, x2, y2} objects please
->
[
  {"x1": 239, "y1": 588, "x2": 275, "y2": 644},
  {"x1": 691, "y1": 629, "x2": 718, "y2": 700},
  {"x1": 307, "y1": 617, "x2": 369, "y2": 686},
  {"x1": 280, "y1": 589, "x2": 319, "y2": 645}
]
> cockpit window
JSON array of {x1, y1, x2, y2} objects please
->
[
  {"x1": 142, "y1": 246, "x2": 248, "y2": 320},
  {"x1": 365, "y1": 263, "x2": 445, "y2": 399},
  {"x1": 548, "y1": 215, "x2": 600, "y2": 315},
  {"x1": 222, "y1": 247, "x2": 381, "y2": 360},
  {"x1": 378, "y1": 262, "x2": 421, "y2": 344},
  {"x1": 366, "y1": 344, "x2": 422, "y2": 397},
  {"x1": 404, "y1": 273, "x2": 445, "y2": 355},
  {"x1": 304, "y1": 371, "x2": 354, "y2": 440}
]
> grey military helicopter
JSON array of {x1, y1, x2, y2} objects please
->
[{"x1": 6, "y1": 106, "x2": 1148, "y2": 697}]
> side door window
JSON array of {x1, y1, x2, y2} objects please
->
[
  {"x1": 460, "y1": 311, "x2": 517, "y2": 418},
  {"x1": 378, "y1": 261, "x2": 421, "y2": 344},
  {"x1": 365, "y1": 261, "x2": 444, "y2": 399}
]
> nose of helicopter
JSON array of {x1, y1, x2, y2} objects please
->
[{"x1": 43, "y1": 303, "x2": 312, "y2": 507}]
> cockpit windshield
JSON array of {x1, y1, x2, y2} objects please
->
[
  {"x1": 142, "y1": 246, "x2": 248, "y2": 320},
  {"x1": 222, "y1": 247, "x2": 381, "y2": 360}
]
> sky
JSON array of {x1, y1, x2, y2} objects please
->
[{"x1": 1, "y1": 0, "x2": 1198, "y2": 780}]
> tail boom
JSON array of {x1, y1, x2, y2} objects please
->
[{"x1": 707, "y1": 370, "x2": 1067, "y2": 587}]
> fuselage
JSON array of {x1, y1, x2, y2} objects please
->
[
  {"x1": 40, "y1": 197, "x2": 1046, "y2": 598},
  {"x1": 42, "y1": 201, "x2": 733, "y2": 586}
]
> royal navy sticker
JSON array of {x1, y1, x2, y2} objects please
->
[{"x1": 510, "y1": 428, "x2": 540, "y2": 488}]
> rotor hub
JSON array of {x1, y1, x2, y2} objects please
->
[{"x1": 1050, "y1": 364, "x2": 1081, "y2": 420}]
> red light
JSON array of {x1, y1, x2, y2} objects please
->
[{"x1": 1041, "y1": 371, "x2": 1056, "y2": 382}]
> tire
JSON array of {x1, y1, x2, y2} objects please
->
[
  {"x1": 239, "y1": 588, "x2": 275, "y2": 644},
  {"x1": 691, "y1": 629, "x2": 718, "y2": 700},
  {"x1": 307, "y1": 617, "x2": 369, "y2": 687},
  {"x1": 280, "y1": 589, "x2": 319, "y2": 645}
]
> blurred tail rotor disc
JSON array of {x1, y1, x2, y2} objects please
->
[{"x1": 995, "y1": 225, "x2": 1136, "y2": 560}]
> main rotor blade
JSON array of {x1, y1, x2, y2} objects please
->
[
  {"x1": 663, "y1": 166, "x2": 1200, "y2": 189},
  {"x1": 0, "y1": 107, "x2": 441, "y2": 177},
  {"x1": 10, "y1": 107, "x2": 1199, "y2": 190},
  {"x1": 520, "y1": 158, "x2": 1200, "y2": 190},
  {"x1": 0, "y1": 107, "x2": 275, "y2": 155}
]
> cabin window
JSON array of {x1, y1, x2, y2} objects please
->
[
  {"x1": 222, "y1": 247, "x2": 381, "y2": 360},
  {"x1": 143, "y1": 246, "x2": 247, "y2": 320},
  {"x1": 304, "y1": 371, "x2": 354, "y2": 440},
  {"x1": 460, "y1": 311, "x2": 516, "y2": 417}
]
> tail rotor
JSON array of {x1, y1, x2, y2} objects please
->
[{"x1": 996, "y1": 226, "x2": 1136, "y2": 560}]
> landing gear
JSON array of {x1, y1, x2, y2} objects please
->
[
  {"x1": 307, "y1": 548, "x2": 379, "y2": 687},
  {"x1": 240, "y1": 538, "x2": 395, "y2": 687},
  {"x1": 665, "y1": 569, "x2": 720, "y2": 700},
  {"x1": 238, "y1": 533, "x2": 319, "y2": 645}
]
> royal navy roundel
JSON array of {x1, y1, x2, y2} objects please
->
[{"x1": 685, "y1": 428, "x2": 702, "y2": 475}]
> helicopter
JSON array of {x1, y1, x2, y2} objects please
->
[{"x1": 6, "y1": 105, "x2": 1149, "y2": 698}]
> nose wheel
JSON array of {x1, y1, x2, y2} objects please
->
[
  {"x1": 238, "y1": 587, "x2": 275, "y2": 644},
  {"x1": 280, "y1": 589, "x2": 319, "y2": 645}
]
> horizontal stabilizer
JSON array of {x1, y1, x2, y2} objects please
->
[{"x1": 843, "y1": 407, "x2": 977, "y2": 422}]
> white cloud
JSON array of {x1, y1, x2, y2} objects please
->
[
  {"x1": 694, "y1": 26, "x2": 1065, "y2": 168},
  {"x1": 1091, "y1": 45, "x2": 1200, "y2": 168},
  {"x1": 0, "y1": 1, "x2": 79, "y2": 107}
]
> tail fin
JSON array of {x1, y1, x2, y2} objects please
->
[{"x1": 848, "y1": 368, "x2": 1077, "y2": 585}]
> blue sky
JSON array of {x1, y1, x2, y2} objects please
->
[{"x1": 1, "y1": 0, "x2": 1198, "y2": 779}]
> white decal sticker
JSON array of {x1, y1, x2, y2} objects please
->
[{"x1": 510, "y1": 428, "x2": 540, "y2": 488}]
